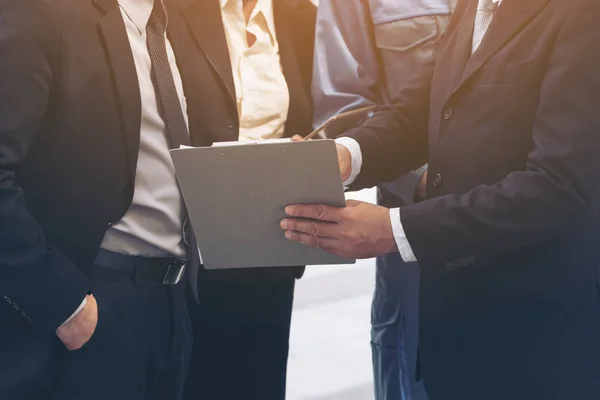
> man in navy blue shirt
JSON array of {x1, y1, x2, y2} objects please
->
[{"x1": 313, "y1": 1, "x2": 455, "y2": 399}]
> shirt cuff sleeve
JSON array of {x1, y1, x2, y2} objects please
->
[
  {"x1": 60, "y1": 297, "x2": 87, "y2": 327},
  {"x1": 334, "y1": 137, "x2": 363, "y2": 187},
  {"x1": 389, "y1": 208, "x2": 418, "y2": 263}
]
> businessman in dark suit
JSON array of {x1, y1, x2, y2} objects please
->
[
  {"x1": 282, "y1": 0, "x2": 600, "y2": 399},
  {"x1": 0, "y1": 0, "x2": 208, "y2": 398},
  {"x1": 167, "y1": 0, "x2": 316, "y2": 399}
]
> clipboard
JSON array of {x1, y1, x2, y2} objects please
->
[{"x1": 170, "y1": 139, "x2": 356, "y2": 270}]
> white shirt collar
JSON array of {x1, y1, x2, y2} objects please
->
[
  {"x1": 119, "y1": 0, "x2": 165, "y2": 35},
  {"x1": 221, "y1": 0, "x2": 277, "y2": 42},
  {"x1": 254, "y1": 1, "x2": 276, "y2": 44}
]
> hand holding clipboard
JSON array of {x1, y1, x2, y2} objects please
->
[{"x1": 295, "y1": 105, "x2": 377, "y2": 181}]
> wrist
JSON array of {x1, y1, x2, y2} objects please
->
[
  {"x1": 389, "y1": 208, "x2": 418, "y2": 262},
  {"x1": 57, "y1": 294, "x2": 93, "y2": 333},
  {"x1": 56, "y1": 294, "x2": 98, "y2": 351},
  {"x1": 415, "y1": 166, "x2": 428, "y2": 201},
  {"x1": 60, "y1": 296, "x2": 88, "y2": 328},
  {"x1": 377, "y1": 207, "x2": 399, "y2": 255},
  {"x1": 335, "y1": 137, "x2": 362, "y2": 186},
  {"x1": 415, "y1": 163, "x2": 428, "y2": 177},
  {"x1": 338, "y1": 144, "x2": 352, "y2": 181}
]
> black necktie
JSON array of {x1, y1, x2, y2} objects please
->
[
  {"x1": 146, "y1": 0, "x2": 199, "y2": 296},
  {"x1": 146, "y1": 1, "x2": 190, "y2": 148}
]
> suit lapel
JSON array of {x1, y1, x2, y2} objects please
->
[
  {"x1": 462, "y1": 0, "x2": 549, "y2": 82},
  {"x1": 447, "y1": 0, "x2": 476, "y2": 95},
  {"x1": 274, "y1": 0, "x2": 311, "y2": 136},
  {"x1": 94, "y1": 0, "x2": 141, "y2": 178},
  {"x1": 179, "y1": 0, "x2": 236, "y2": 104}
]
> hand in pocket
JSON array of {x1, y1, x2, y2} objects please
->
[{"x1": 56, "y1": 294, "x2": 98, "y2": 350}]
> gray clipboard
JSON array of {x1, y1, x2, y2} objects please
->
[{"x1": 170, "y1": 139, "x2": 356, "y2": 270}]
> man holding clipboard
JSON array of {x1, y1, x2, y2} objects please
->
[{"x1": 281, "y1": 0, "x2": 600, "y2": 399}]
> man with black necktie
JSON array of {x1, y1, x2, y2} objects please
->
[
  {"x1": 282, "y1": 0, "x2": 600, "y2": 398},
  {"x1": 0, "y1": 0, "x2": 203, "y2": 398}
]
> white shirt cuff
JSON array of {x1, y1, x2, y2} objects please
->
[
  {"x1": 389, "y1": 208, "x2": 417, "y2": 263},
  {"x1": 61, "y1": 297, "x2": 87, "y2": 327},
  {"x1": 334, "y1": 137, "x2": 363, "y2": 187}
]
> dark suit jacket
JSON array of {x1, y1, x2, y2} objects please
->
[
  {"x1": 344, "y1": 0, "x2": 600, "y2": 398},
  {"x1": 0, "y1": 0, "x2": 214, "y2": 394},
  {"x1": 167, "y1": 0, "x2": 317, "y2": 280}
]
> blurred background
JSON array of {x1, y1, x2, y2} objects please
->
[{"x1": 287, "y1": 188, "x2": 376, "y2": 400}]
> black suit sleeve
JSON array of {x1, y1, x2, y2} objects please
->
[
  {"x1": 400, "y1": 0, "x2": 600, "y2": 268},
  {"x1": 0, "y1": 0, "x2": 90, "y2": 332}
]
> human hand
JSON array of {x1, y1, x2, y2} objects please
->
[
  {"x1": 291, "y1": 135, "x2": 351, "y2": 181},
  {"x1": 416, "y1": 170, "x2": 428, "y2": 200},
  {"x1": 56, "y1": 294, "x2": 98, "y2": 351},
  {"x1": 336, "y1": 143, "x2": 352, "y2": 182},
  {"x1": 280, "y1": 200, "x2": 398, "y2": 259}
]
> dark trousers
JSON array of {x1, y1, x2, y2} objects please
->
[
  {"x1": 183, "y1": 275, "x2": 295, "y2": 400},
  {"x1": 0, "y1": 264, "x2": 192, "y2": 400}
]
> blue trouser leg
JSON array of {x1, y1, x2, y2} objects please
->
[
  {"x1": 371, "y1": 279, "x2": 403, "y2": 400},
  {"x1": 371, "y1": 254, "x2": 428, "y2": 400},
  {"x1": 372, "y1": 180, "x2": 429, "y2": 400}
]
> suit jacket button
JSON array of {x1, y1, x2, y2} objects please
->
[
  {"x1": 433, "y1": 173, "x2": 443, "y2": 188},
  {"x1": 443, "y1": 108, "x2": 453, "y2": 120},
  {"x1": 3, "y1": 296, "x2": 12, "y2": 305}
]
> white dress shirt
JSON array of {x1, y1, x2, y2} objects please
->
[
  {"x1": 64, "y1": 0, "x2": 188, "y2": 325},
  {"x1": 101, "y1": 0, "x2": 188, "y2": 259},
  {"x1": 220, "y1": 0, "x2": 290, "y2": 140},
  {"x1": 336, "y1": 0, "x2": 502, "y2": 263}
]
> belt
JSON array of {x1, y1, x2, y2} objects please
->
[{"x1": 93, "y1": 249, "x2": 186, "y2": 285}]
